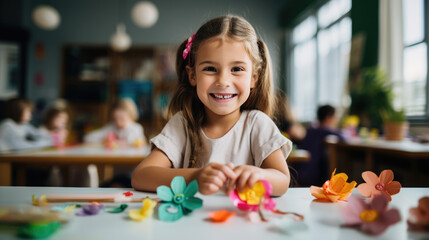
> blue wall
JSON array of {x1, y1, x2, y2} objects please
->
[{"x1": 21, "y1": 0, "x2": 288, "y2": 104}]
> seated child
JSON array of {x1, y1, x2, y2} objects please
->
[
  {"x1": 132, "y1": 15, "x2": 292, "y2": 196},
  {"x1": 0, "y1": 98, "x2": 52, "y2": 152},
  {"x1": 40, "y1": 101, "x2": 69, "y2": 147},
  {"x1": 84, "y1": 98, "x2": 146, "y2": 146},
  {"x1": 295, "y1": 105, "x2": 346, "y2": 186}
]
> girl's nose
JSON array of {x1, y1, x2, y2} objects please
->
[{"x1": 215, "y1": 71, "x2": 231, "y2": 87}]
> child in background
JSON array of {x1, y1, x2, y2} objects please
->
[
  {"x1": 295, "y1": 105, "x2": 346, "y2": 186},
  {"x1": 132, "y1": 15, "x2": 292, "y2": 196},
  {"x1": 84, "y1": 98, "x2": 146, "y2": 147},
  {"x1": 0, "y1": 98, "x2": 52, "y2": 152},
  {"x1": 40, "y1": 102, "x2": 69, "y2": 147}
]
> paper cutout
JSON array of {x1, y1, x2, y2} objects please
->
[
  {"x1": 32, "y1": 194, "x2": 48, "y2": 206},
  {"x1": 408, "y1": 196, "x2": 429, "y2": 232},
  {"x1": 310, "y1": 169, "x2": 356, "y2": 202},
  {"x1": 229, "y1": 180, "x2": 275, "y2": 212},
  {"x1": 76, "y1": 202, "x2": 104, "y2": 216},
  {"x1": 340, "y1": 195, "x2": 401, "y2": 235},
  {"x1": 18, "y1": 221, "x2": 61, "y2": 238},
  {"x1": 156, "y1": 176, "x2": 203, "y2": 222},
  {"x1": 51, "y1": 204, "x2": 76, "y2": 213},
  {"x1": 123, "y1": 191, "x2": 133, "y2": 197},
  {"x1": 357, "y1": 170, "x2": 401, "y2": 201},
  {"x1": 128, "y1": 199, "x2": 157, "y2": 221},
  {"x1": 104, "y1": 204, "x2": 128, "y2": 213},
  {"x1": 208, "y1": 210, "x2": 236, "y2": 223},
  {"x1": 273, "y1": 217, "x2": 309, "y2": 234}
]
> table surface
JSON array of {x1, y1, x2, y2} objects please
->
[
  {"x1": 0, "y1": 187, "x2": 428, "y2": 240},
  {"x1": 327, "y1": 138, "x2": 429, "y2": 153}
]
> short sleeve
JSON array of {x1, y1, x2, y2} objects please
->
[
  {"x1": 150, "y1": 113, "x2": 188, "y2": 168},
  {"x1": 249, "y1": 111, "x2": 292, "y2": 167}
]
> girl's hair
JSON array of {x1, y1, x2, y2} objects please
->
[
  {"x1": 168, "y1": 15, "x2": 274, "y2": 167},
  {"x1": 112, "y1": 98, "x2": 139, "y2": 121},
  {"x1": 44, "y1": 107, "x2": 68, "y2": 131},
  {"x1": 6, "y1": 98, "x2": 34, "y2": 123}
]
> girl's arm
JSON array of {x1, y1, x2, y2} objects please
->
[
  {"x1": 132, "y1": 147, "x2": 237, "y2": 194},
  {"x1": 228, "y1": 148, "x2": 290, "y2": 197}
]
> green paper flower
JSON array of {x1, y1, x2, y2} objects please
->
[{"x1": 157, "y1": 176, "x2": 202, "y2": 221}]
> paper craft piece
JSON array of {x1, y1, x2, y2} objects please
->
[
  {"x1": 408, "y1": 196, "x2": 429, "y2": 232},
  {"x1": 76, "y1": 202, "x2": 104, "y2": 216},
  {"x1": 340, "y1": 195, "x2": 401, "y2": 235},
  {"x1": 357, "y1": 170, "x2": 401, "y2": 201},
  {"x1": 229, "y1": 180, "x2": 275, "y2": 212},
  {"x1": 123, "y1": 191, "x2": 133, "y2": 197},
  {"x1": 18, "y1": 221, "x2": 61, "y2": 238},
  {"x1": 104, "y1": 204, "x2": 128, "y2": 213},
  {"x1": 51, "y1": 204, "x2": 76, "y2": 213},
  {"x1": 310, "y1": 169, "x2": 356, "y2": 202},
  {"x1": 0, "y1": 206, "x2": 69, "y2": 223},
  {"x1": 32, "y1": 194, "x2": 48, "y2": 206},
  {"x1": 208, "y1": 210, "x2": 236, "y2": 223},
  {"x1": 128, "y1": 199, "x2": 157, "y2": 221},
  {"x1": 157, "y1": 176, "x2": 203, "y2": 222},
  {"x1": 273, "y1": 217, "x2": 309, "y2": 234}
]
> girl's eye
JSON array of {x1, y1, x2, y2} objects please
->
[
  {"x1": 231, "y1": 67, "x2": 244, "y2": 72},
  {"x1": 203, "y1": 66, "x2": 217, "y2": 72}
]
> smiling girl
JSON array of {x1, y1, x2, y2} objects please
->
[{"x1": 132, "y1": 15, "x2": 292, "y2": 196}]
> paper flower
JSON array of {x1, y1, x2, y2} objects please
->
[
  {"x1": 208, "y1": 210, "x2": 236, "y2": 223},
  {"x1": 32, "y1": 194, "x2": 48, "y2": 206},
  {"x1": 128, "y1": 199, "x2": 157, "y2": 221},
  {"x1": 408, "y1": 196, "x2": 429, "y2": 232},
  {"x1": 340, "y1": 195, "x2": 401, "y2": 235},
  {"x1": 229, "y1": 180, "x2": 276, "y2": 212},
  {"x1": 76, "y1": 202, "x2": 104, "y2": 216},
  {"x1": 357, "y1": 170, "x2": 401, "y2": 201},
  {"x1": 310, "y1": 169, "x2": 356, "y2": 202},
  {"x1": 156, "y1": 176, "x2": 203, "y2": 221},
  {"x1": 51, "y1": 204, "x2": 76, "y2": 213},
  {"x1": 123, "y1": 191, "x2": 133, "y2": 197}
]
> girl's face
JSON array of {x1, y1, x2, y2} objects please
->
[
  {"x1": 52, "y1": 112, "x2": 68, "y2": 130},
  {"x1": 21, "y1": 107, "x2": 32, "y2": 123},
  {"x1": 113, "y1": 109, "x2": 131, "y2": 129},
  {"x1": 187, "y1": 38, "x2": 256, "y2": 118}
]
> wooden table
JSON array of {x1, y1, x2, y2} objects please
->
[
  {"x1": 0, "y1": 187, "x2": 427, "y2": 239},
  {"x1": 326, "y1": 138, "x2": 429, "y2": 186},
  {"x1": 0, "y1": 145, "x2": 309, "y2": 186}
]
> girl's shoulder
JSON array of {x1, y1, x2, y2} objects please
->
[
  {"x1": 244, "y1": 109, "x2": 273, "y2": 125},
  {"x1": 0, "y1": 119, "x2": 18, "y2": 129}
]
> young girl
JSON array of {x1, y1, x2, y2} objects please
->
[
  {"x1": 132, "y1": 15, "x2": 292, "y2": 196},
  {"x1": 0, "y1": 98, "x2": 53, "y2": 152},
  {"x1": 84, "y1": 98, "x2": 146, "y2": 146},
  {"x1": 40, "y1": 103, "x2": 69, "y2": 147}
]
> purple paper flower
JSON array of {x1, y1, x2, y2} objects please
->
[
  {"x1": 340, "y1": 195, "x2": 401, "y2": 235},
  {"x1": 76, "y1": 202, "x2": 104, "y2": 216}
]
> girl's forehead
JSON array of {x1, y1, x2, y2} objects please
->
[{"x1": 196, "y1": 37, "x2": 253, "y2": 62}]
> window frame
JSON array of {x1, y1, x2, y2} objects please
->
[{"x1": 285, "y1": 0, "x2": 351, "y2": 123}]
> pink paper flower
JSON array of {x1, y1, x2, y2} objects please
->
[
  {"x1": 408, "y1": 196, "x2": 429, "y2": 232},
  {"x1": 229, "y1": 180, "x2": 276, "y2": 212},
  {"x1": 357, "y1": 170, "x2": 401, "y2": 201},
  {"x1": 341, "y1": 195, "x2": 401, "y2": 235}
]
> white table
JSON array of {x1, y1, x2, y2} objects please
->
[{"x1": 0, "y1": 187, "x2": 428, "y2": 240}]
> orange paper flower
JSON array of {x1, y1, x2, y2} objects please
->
[
  {"x1": 310, "y1": 169, "x2": 356, "y2": 202},
  {"x1": 208, "y1": 210, "x2": 236, "y2": 223},
  {"x1": 357, "y1": 170, "x2": 401, "y2": 201}
]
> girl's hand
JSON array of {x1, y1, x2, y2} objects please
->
[
  {"x1": 195, "y1": 163, "x2": 236, "y2": 195},
  {"x1": 227, "y1": 165, "x2": 265, "y2": 194}
]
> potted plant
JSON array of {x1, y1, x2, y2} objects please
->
[{"x1": 382, "y1": 108, "x2": 408, "y2": 141}]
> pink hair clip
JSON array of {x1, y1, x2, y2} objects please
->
[{"x1": 183, "y1": 34, "x2": 195, "y2": 61}]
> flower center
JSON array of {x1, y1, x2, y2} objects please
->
[
  {"x1": 360, "y1": 210, "x2": 378, "y2": 222},
  {"x1": 173, "y1": 194, "x2": 185, "y2": 204},
  {"x1": 375, "y1": 183, "x2": 384, "y2": 191}
]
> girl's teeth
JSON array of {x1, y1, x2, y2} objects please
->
[{"x1": 213, "y1": 94, "x2": 234, "y2": 99}]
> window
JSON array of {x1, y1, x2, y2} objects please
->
[
  {"x1": 401, "y1": 0, "x2": 428, "y2": 118},
  {"x1": 288, "y1": 0, "x2": 352, "y2": 122}
]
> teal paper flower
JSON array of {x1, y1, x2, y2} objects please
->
[{"x1": 157, "y1": 176, "x2": 203, "y2": 221}]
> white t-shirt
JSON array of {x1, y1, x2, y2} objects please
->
[
  {"x1": 84, "y1": 122, "x2": 145, "y2": 144},
  {"x1": 151, "y1": 110, "x2": 292, "y2": 168}
]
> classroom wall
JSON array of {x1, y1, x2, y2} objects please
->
[{"x1": 21, "y1": 0, "x2": 288, "y2": 106}]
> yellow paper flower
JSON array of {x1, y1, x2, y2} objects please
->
[
  {"x1": 128, "y1": 198, "x2": 157, "y2": 221},
  {"x1": 310, "y1": 169, "x2": 356, "y2": 202},
  {"x1": 32, "y1": 194, "x2": 48, "y2": 206},
  {"x1": 237, "y1": 181, "x2": 266, "y2": 205}
]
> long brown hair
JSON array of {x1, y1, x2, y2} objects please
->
[{"x1": 168, "y1": 15, "x2": 274, "y2": 167}]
